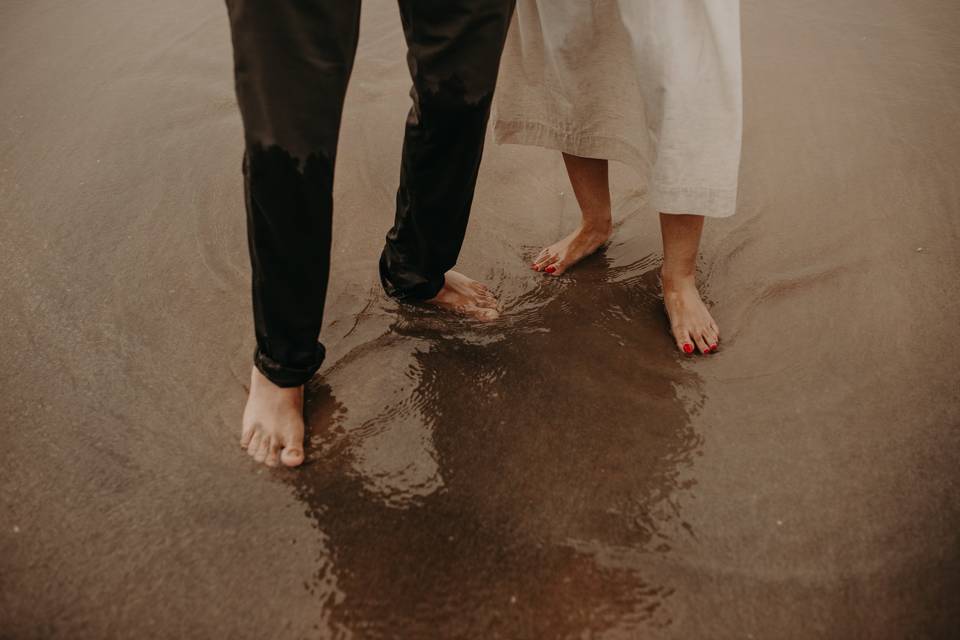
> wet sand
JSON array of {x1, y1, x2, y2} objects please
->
[{"x1": 2, "y1": 0, "x2": 959, "y2": 638}]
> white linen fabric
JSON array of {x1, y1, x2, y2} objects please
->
[{"x1": 493, "y1": 0, "x2": 743, "y2": 217}]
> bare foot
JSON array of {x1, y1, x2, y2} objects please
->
[
  {"x1": 425, "y1": 270, "x2": 500, "y2": 321},
  {"x1": 532, "y1": 222, "x2": 612, "y2": 276},
  {"x1": 662, "y1": 273, "x2": 720, "y2": 355},
  {"x1": 241, "y1": 367, "x2": 305, "y2": 467}
]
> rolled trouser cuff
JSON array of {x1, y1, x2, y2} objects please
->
[
  {"x1": 253, "y1": 344, "x2": 325, "y2": 388},
  {"x1": 378, "y1": 252, "x2": 445, "y2": 301}
]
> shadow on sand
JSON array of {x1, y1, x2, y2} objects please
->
[{"x1": 287, "y1": 254, "x2": 705, "y2": 638}]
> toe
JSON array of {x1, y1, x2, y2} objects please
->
[
  {"x1": 535, "y1": 253, "x2": 558, "y2": 272},
  {"x1": 532, "y1": 248, "x2": 550, "y2": 270},
  {"x1": 474, "y1": 287, "x2": 497, "y2": 302},
  {"x1": 281, "y1": 444, "x2": 304, "y2": 467},
  {"x1": 252, "y1": 436, "x2": 270, "y2": 463},
  {"x1": 471, "y1": 281, "x2": 491, "y2": 294},
  {"x1": 546, "y1": 260, "x2": 564, "y2": 276},
  {"x1": 463, "y1": 300, "x2": 499, "y2": 320},
  {"x1": 246, "y1": 431, "x2": 262, "y2": 457},
  {"x1": 264, "y1": 438, "x2": 281, "y2": 467},
  {"x1": 694, "y1": 332, "x2": 711, "y2": 355},
  {"x1": 538, "y1": 256, "x2": 560, "y2": 274},
  {"x1": 674, "y1": 327, "x2": 694, "y2": 355},
  {"x1": 475, "y1": 306, "x2": 500, "y2": 321},
  {"x1": 704, "y1": 327, "x2": 720, "y2": 352},
  {"x1": 240, "y1": 423, "x2": 255, "y2": 449}
]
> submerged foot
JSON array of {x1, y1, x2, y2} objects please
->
[
  {"x1": 425, "y1": 270, "x2": 500, "y2": 321},
  {"x1": 241, "y1": 367, "x2": 305, "y2": 467},
  {"x1": 532, "y1": 223, "x2": 612, "y2": 276},
  {"x1": 662, "y1": 273, "x2": 720, "y2": 355}
]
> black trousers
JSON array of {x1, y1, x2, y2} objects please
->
[{"x1": 225, "y1": 0, "x2": 515, "y2": 387}]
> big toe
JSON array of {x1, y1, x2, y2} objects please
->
[
  {"x1": 281, "y1": 446, "x2": 304, "y2": 467},
  {"x1": 474, "y1": 306, "x2": 499, "y2": 321},
  {"x1": 673, "y1": 328, "x2": 695, "y2": 355}
]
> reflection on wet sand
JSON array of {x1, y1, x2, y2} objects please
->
[{"x1": 292, "y1": 257, "x2": 703, "y2": 637}]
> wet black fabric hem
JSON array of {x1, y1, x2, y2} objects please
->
[
  {"x1": 378, "y1": 253, "x2": 445, "y2": 301},
  {"x1": 253, "y1": 345, "x2": 325, "y2": 388}
]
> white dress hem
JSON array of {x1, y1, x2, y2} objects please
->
[{"x1": 493, "y1": 118, "x2": 739, "y2": 218}]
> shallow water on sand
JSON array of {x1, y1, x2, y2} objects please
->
[{"x1": 2, "y1": 0, "x2": 959, "y2": 638}]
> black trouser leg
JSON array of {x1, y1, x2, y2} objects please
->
[
  {"x1": 226, "y1": 0, "x2": 361, "y2": 387},
  {"x1": 379, "y1": 0, "x2": 516, "y2": 300}
]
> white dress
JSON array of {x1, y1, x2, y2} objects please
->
[{"x1": 493, "y1": 0, "x2": 743, "y2": 217}]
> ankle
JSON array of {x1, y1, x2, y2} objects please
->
[
  {"x1": 580, "y1": 214, "x2": 612, "y2": 235},
  {"x1": 660, "y1": 267, "x2": 696, "y2": 291},
  {"x1": 250, "y1": 367, "x2": 303, "y2": 400}
]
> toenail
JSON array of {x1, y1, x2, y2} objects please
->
[
  {"x1": 683, "y1": 343, "x2": 693, "y2": 354},
  {"x1": 545, "y1": 266, "x2": 556, "y2": 273}
]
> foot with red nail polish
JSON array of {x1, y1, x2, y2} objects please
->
[
  {"x1": 531, "y1": 222, "x2": 611, "y2": 277},
  {"x1": 662, "y1": 271, "x2": 720, "y2": 356}
]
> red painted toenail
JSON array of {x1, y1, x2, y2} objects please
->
[
  {"x1": 711, "y1": 344, "x2": 718, "y2": 351},
  {"x1": 683, "y1": 343, "x2": 693, "y2": 354},
  {"x1": 545, "y1": 266, "x2": 556, "y2": 273}
]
